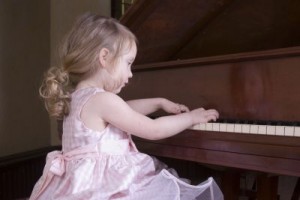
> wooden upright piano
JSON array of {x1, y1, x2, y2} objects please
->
[{"x1": 119, "y1": 0, "x2": 300, "y2": 199}]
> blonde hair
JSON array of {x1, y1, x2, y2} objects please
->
[{"x1": 40, "y1": 13, "x2": 137, "y2": 119}]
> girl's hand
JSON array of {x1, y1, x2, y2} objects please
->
[
  {"x1": 190, "y1": 108, "x2": 219, "y2": 124},
  {"x1": 161, "y1": 99, "x2": 190, "y2": 114}
]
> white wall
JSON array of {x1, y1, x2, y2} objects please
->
[
  {"x1": 0, "y1": 0, "x2": 51, "y2": 156},
  {"x1": 0, "y1": 0, "x2": 111, "y2": 156}
]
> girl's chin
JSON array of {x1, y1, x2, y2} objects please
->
[
  {"x1": 112, "y1": 82, "x2": 127, "y2": 93},
  {"x1": 113, "y1": 86, "x2": 123, "y2": 94}
]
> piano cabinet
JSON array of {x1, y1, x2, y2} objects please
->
[
  {"x1": 133, "y1": 129, "x2": 300, "y2": 177},
  {"x1": 133, "y1": 128, "x2": 300, "y2": 199},
  {"x1": 123, "y1": 47, "x2": 300, "y2": 175},
  {"x1": 119, "y1": 0, "x2": 300, "y2": 198},
  {"x1": 121, "y1": 47, "x2": 300, "y2": 199}
]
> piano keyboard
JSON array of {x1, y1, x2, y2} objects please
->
[{"x1": 190, "y1": 121, "x2": 300, "y2": 137}]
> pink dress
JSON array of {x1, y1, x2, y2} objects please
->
[{"x1": 30, "y1": 87, "x2": 223, "y2": 200}]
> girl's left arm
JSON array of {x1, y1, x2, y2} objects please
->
[{"x1": 126, "y1": 98, "x2": 189, "y2": 115}]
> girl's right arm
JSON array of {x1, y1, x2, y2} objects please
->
[
  {"x1": 89, "y1": 92, "x2": 219, "y2": 140},
  {"x1": 126, "y1": 98, "x2": 189, "y2": 115}
]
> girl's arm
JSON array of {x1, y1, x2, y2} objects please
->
[
  {"x1": 126, "y1": 98, "x2": 189, "y2": 115},
  {"x1": 89, "y1": 92, "x2": 218, "y2": 140}
]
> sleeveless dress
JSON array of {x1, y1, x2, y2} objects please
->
[{"x1": 30, "y1": 87, "x2": 223, "y2": 200}]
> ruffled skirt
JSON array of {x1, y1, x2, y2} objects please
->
[{"x1": 30, "y1": 144, "x2": 223, "y2": 200}]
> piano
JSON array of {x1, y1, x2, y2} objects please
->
[{"x1": 118, "y1": 0, "x2": 300, "y2": 199}]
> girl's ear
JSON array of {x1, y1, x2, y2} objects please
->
[{"x1": 98, "y1": 48, "x2": 110, "y2": 68}]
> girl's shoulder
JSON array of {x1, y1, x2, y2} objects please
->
[
  {"x1": 89, "y1": 90, "x2": 126, "y2": 108},
  {"x1": 72, "y1": 87, "x2": 104, "y2": 96},
  {"x1": 70, "y1": 87, "x2": 110, "y2": 109},
  {"x1": 74, "y1": 87, "x2": 127, "y2": 111},
  {"x1": 86, "y1": 90, "x2": 132, "y2": 120}
]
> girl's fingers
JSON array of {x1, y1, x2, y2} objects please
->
[
  {"x1": 175, "y1": 104, "x2": 189, "y2": 113},
  {"x1": 206, "y1": 109, "x2": 219, "y2": 118},
  {"x1": 180, "y1": 104, "x2": 189, "y2": 112},
  {"x1": 204, "y1": 109, "x2": 219, "y2": 122}
]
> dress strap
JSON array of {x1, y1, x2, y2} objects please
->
[{"x1": 72, "y1": 87, "x2": 105, "y2": 123}]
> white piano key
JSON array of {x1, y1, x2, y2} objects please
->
[
  {"x1": 190, "y1": 123, "x2": 203, "y2": 130},
  {"x1": 199, "y1": 123, "x2": 206, "y2": 130},
  {"x1": 241, "y1": 124, "x2": 250, "y2": 133},
  {"x1": 257, "y1": 125, "x2": 267, "y2": 134},
  {"x1": 295, "y1": 127, "x2": 300, "y2": 137},
  {"x1": 284, "y1": 126, "x2": 294, "y2": 136},
  {"x1": 220, "y1": 123, "x2": 227, "y2": 132},
  {"x1": 275, "y1": 126, "x2": 285, "y2": 136},
  {"x1": 249, "y1": 124, "x2": 259, "y2": 134},
  {"x1": 212, "y1": 123, "x2": 220, "y2": 131},
  {"x1": 190, "y1": 124, "x2": 198, "y2": 130},
  {"x1": 227, "y1": 124, "x2": 235, "y2": 132},
  {"x1": 266, "y1": 125, "x2": 276, "y2": 135},
  {"x1": 234, "y1": 124, "x2": 242, "y2": 133},
  {"x1": 206, "y1": 123, "x2": 213, "y2": 131}
]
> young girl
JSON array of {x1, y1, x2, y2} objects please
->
[{"x1": 30, "y1": 13, "x2": 223, "y2": 200}]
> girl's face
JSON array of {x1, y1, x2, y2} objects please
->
[{"x1": 112, "y1": 43, "x2": 137, "y2": 93}]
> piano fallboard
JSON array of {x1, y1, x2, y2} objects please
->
[{"x1": 133, "y1": 130, "x2": 300, "y2": 177}]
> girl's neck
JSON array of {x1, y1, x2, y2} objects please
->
[{"x1": 76, "y1": 81, "x2": 103, "y2": 90}]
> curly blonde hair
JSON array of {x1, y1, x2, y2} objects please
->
[{"x1": 40, "y1": 13, "x2": 137, "y2": 119}]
